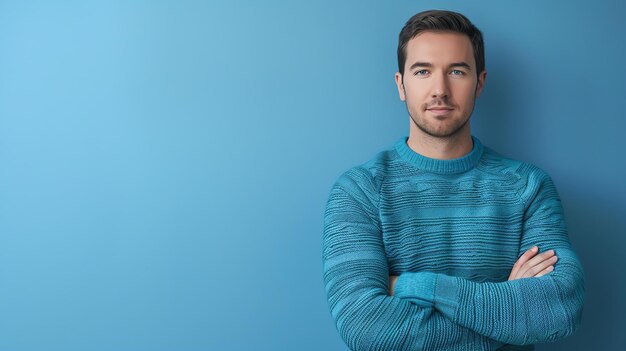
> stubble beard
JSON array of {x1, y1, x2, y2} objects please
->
[
  {"x1": 408, "y1": 108, "x2": 471, "y2": 138},
  {"x1": 404, "y1": 89, "x2": 477, "y2": 139}
]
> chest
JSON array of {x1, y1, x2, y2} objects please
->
[{"x1": 379, "y1": 174, "x2": 526, "y2": 281}]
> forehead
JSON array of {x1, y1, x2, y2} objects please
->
[{"x1": 405, "y1": 31, "x2": 475, "y2": 68}]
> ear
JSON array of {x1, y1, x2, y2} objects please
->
[
  {"x1": 394, "y1": 72, "x2": 406, "y2": 101},
  {"x1": 475, "y1": 69, "x2": 487, "y2": 98}
]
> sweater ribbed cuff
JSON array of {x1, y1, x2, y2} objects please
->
[
  {"x1": 394, "y1": 271, "x2": 437, "y2": 308},
  {"x1": 432, "y1": 273, "x2": 459, "y2": 320}
]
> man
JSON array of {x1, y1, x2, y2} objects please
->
[{"x1": 322, "y1": 10, "x2": 584, "y2": 351}]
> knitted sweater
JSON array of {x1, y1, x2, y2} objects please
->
[{"x1": 322, "y1": 136, "x2": 585, "y2": 351}]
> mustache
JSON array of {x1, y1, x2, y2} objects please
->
[{"x1": 425, "y1": 100, "x2": 455, "y2": 109}]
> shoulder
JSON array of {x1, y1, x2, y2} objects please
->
[
  {"x1": 480, "y1": 145, "x2": 553, "y2": 181},
  {"x1": 479, "y1": 145, "x2": 557, "y2": 205},
  {"x1": 331, "y1": 141, "x2": 399, "y2": 188},
  {"x1": 327, "y1": 145, "x2": 397, "y2": 207}
]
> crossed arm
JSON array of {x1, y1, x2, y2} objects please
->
[
  {"x1": 323, "y1": 169, "x2": 585, "y2": 350},
  {"x1": 389, "y1": 245, "x2": 559, "y2": 295}
]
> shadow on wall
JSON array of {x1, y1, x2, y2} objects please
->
[
  {"x1": 472, "y1": 38, "x2": 529, "y2": 151},
  {"x1": 536, "y1": 184, "x2": 626, "y2": 350},
  {"x1": 471, "y1": 37, "x2": 533, "y2": 150}
]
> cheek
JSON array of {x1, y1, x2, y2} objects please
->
[
  {"x1": 404, "y1": 84, "x2": 428, "y2": 101},
  {"x1": 456, "y1": 84, "x2": 477, "y2": 107}
]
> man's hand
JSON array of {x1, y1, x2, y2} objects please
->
[
  {"x1": 388, "y1": 246, "x2": 558, "y2": 294},
  {"x1": 508, "y1": 246, "x2": 558, "y2": 281}
]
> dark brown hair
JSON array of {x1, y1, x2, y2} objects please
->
[{"x1": 397, "y1": 10, "x2": 485, "y2": 78}]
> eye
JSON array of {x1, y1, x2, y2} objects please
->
[
  {"x1": 450, "y1": 69, "x2": 465, "y2": 76},
  {"x1": 414, "y1": 69, "x2": 429, "y2": 76}
]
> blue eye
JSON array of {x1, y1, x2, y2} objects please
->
[
  {"x1": 451, "y1": 70, "x2": 465, "y2": 76},
  {"x1": 414, "y1": 70, "x2": 429, "y2": 76}
]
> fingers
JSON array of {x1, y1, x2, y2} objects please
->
[
  {"x1": 534, "y1": 264, "x2": 555, "y2": 278},
  {"x1": 508, "y1": 246, "x2": 559, "y2": 281},
  {"x1": 518, "y1": 249, "x2": 557, "y2": 278},
  {"x1": 508, "y1": 246, "x2": 538, "y2": 280},
  {"x1": 523, "y1": 253, "x2": 558, "y2": 278}
]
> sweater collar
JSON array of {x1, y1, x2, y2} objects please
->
[{"x1": 394, "y1": 135, "x2": 484, "y2": 174}]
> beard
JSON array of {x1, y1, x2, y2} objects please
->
[
  {"x1": 404, "y1": 89, "x2": 477, "y2": 139},
  {"x1": 408, "y1": 109, "x2": 471, "y2": 138}
]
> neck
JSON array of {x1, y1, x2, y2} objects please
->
[{"x1": 407, "y1": 122, "x2": 473, "y2": 160}]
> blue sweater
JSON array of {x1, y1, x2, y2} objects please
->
[{"x1": 322, "y1": 136, "x2": 585, "y2": 351}]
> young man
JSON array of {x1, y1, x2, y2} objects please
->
[{"x1": 322, "y1": 10, "x2": 585, "y2": 351}]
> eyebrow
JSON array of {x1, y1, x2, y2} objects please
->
[{"x1": 409, "y1": 61, "x2": 472, "y2": 71}]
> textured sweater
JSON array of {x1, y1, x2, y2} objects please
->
[{"x1": 322, "y1": 136, "x2": 585, "y2": 351}]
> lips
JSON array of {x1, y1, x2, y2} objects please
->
[{"x1": 427, "y1": 107, "x2": 453, "y2": 115}]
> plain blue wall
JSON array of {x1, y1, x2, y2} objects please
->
[{"x1": 0, "y1": 1, "x2": 624, "y2": 350}]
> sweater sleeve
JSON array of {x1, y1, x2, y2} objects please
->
[
  {"x1": 394, "y1": 169, "x2": 585, "y2": 346},
  {"x1": 323, "y1": 168, "x2": 505, "y2": 351}
]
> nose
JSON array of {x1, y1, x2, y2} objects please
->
[{"x1": 431, "y1": 72, "x2": 449, "y2": 99}]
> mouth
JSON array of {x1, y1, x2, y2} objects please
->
[{"x1": 426, "y1": 107, "x2": 454, "y2": 116}]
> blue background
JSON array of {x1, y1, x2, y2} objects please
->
[{"x1": 0, "y1": 1, "x2": 624, "y2": 350}]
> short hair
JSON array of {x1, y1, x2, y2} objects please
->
[{"x1": 397, "y1": 10, "x2": 485, "y2": 78}]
